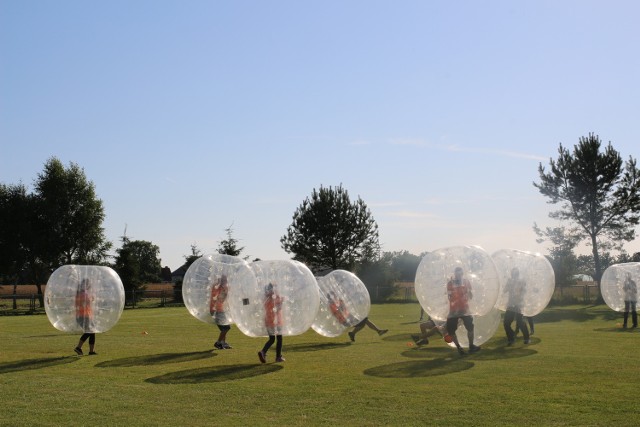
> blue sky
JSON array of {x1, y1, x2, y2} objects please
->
[{"x1": 2, "y1": 1, "x2": 639, "y2": 270}]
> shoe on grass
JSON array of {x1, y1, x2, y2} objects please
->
[
  {"x1": 275, "y1": 356, "x2": 285, "y2": 362},
  {"x1": 378, "y1": 329, "x2": 388, "y2": 336},
  {"x1": 348, "y1": 331, "x2": 355, "y2": 342},
  {"x1": 469, "y1": 345, "x2": 481, "y2": 353},
  {"x1": 222, "y1": 342, "x2": 232, "y2": 349},
  {"x1": 258, "y1": 351, "x2": 266, "y2": 364},
  {"x1": 89, "y1": 351, "x2": 97, "y2": 355},
  {"x1": 74, "y1": 347, "x2": 83, "y2": 356},
  {"x1": 214, "y1": 341, "x2": 224, "y2": 350}
]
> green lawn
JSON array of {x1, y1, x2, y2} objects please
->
[{"x1": 1, "y1": 304, "x2": 638, "y2": 426}]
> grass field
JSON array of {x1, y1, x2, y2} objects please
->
[{"x1": 1, "y1": 303, "x2": 639, "y2": 426}]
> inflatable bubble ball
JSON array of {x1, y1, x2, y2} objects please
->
[
  {"x1": 45, "y1": 265, "x2": 124, "y2": 334},
  {"x1": 227, "y1": 259, "x2": 320, "y2": 337},
  {"x1": 312, "y1": 269, "x2": 371, "y2": 338}
]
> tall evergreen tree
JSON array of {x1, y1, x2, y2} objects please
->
[{"x1": 534, "y1": 134, "x2": 640, "y2": 288}]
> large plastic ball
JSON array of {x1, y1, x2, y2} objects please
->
[
  {"x1": 602, "y1": 262, "x2": 640, "y2": 312},
  {"x1": 414, "y1": 246, "x2": 500, "y2": 321},
  {"x1": 45, "y1": 265, "x2": 124, "y2": 333},
  {"x1": 492, "y1": 249, "x2": 555, "y2": 317},
  {"x1": 312, "y1": 270, "x2": 371, "y2": 338},
  {"x1": 182, "y1": 253, "x2": 255, "y2": 325},
  {"x1": 227, "y1": 260, "x2": 320, "y2": 337},
  {"x1": 445, "y1": 307, "x2": 501, "y2": 348}
]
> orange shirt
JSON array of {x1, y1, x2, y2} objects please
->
[
  {"x1": 264, "y1": 293, "x2": 284, "y2": 329},
  {"x1": 329, "y1": 299, "x2": 348, "y2": 324},
  {"x1": 209, "y1": 283, "x2": 227, "y2": 314},
  {"x1": 75, "y1": 289, "x2": 92, "y2": 318},
  {"x1": 447, "y1": 278, "x2": 471, "y2": 316}
]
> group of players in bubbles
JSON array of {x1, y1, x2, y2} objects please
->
[{"x1": 44, "y1": 246, "x2": 640, "y2": 361}]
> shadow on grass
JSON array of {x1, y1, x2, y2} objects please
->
[
  {"x1": 145, "y1": 363, "x2": 283, "y2": 384},
  {"x1": 593, "y1": 326, "x2": 640, "y2": 333},
  {"x1": 95, "y1": 351, "x2": 215, "y2": 368},
  {"x1": 364, "y1": 357, "x2": 474, "y2": 378},
  {"x1": 0, "y1": 356, "x2": 78, "y2": 374},
  {"x1": 283, "y1": 342, "x2": 352, "y2": 353},
  {"x1": 383, "y1": 333, "x2": 420, "y2": 343},
  {"x1": 400, "y1": 343, "x2": 537, "y2": 361},
  {"x1": 535, "y1": 306, "x2": 619, "y2": 324}
]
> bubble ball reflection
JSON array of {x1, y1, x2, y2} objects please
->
[
  {"x1": 45, "y1": 265, "x2": 124, "y2": 334},
  {"x1": 312, "y1": 270, "x2": 371, "y2": 338},
  {"x1": 492, "y1": 249, "x2": 555, "y2": 317},
  {"x1": 227, "y1": 260, "x2": 319, "y2": 337},
  {"x1": 414, "y1": 246, "x2": 500, "y2": 321}
]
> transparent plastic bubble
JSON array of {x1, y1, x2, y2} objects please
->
[
  {"x1": 492, "y1": 249, "x2": 555, "y2": 317},
  {"x1": 227, "y1": 260, "x2": 320, "y2": 337},
  {"x1": 311, "y1": 270, "x2": 371, "y2": 338},
  {"x1": 182, "y1": 254, "x2": 256, "y2": 325},
  {"x1": 414, "y1": 246, "x2": 500, "y2": 321},
  {"x1": 445, "y1": 307, "x2": 501, "y2": 348},
  {"x1": 601, "y1": 262, "x2": 640, "y2": 312},
  {"x1": 45, "y1": 265, "x2": 124, "y2": 334}
]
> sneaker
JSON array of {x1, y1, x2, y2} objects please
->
[
  {"x1": 411, "y1": 334, "x2": 421, "y2": 343},
  {"x1": 378, "y1": 329, "x2": 388, "y2": 336},
  {"x1": 222, "y1": 342, "x2": 232, "y2": 349},
  {"x1": 469, "y1": 345, "x2": 481, "y2": 354},
  {"x1": 257, "y1": 351, "x2": 266, "y2": 364},
  {"x1": 416, "y1": 338, "x2": 429, "y2": 346},
  {"x1": 507, "y1": 340, "x2": 515, "y2": 346},
  {"x1": 74, "y1": 347, "x2": 83, "y2": 356},
  {"x1": 458, "y1": 348, "x2": 466, "y2": 356},
  {"x1": 348, "y1": 331, "x2": 356, "y2": 342},
  {"x1": 214, "y1": 341, "x2": 224, "y2": 350},
  {"x1": 523, "y1": 339, "x2": 530, "y2": 344},
  {"x1": 275, "y1": 356, "x2": 285, "y2": 362},
  {"x1": 88, "y1": 351, "x2": 97, "y2": 355}
]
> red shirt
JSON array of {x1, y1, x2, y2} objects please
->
[
  {"x1": 447, "y1": 278, "x2": 472, "y2": 316},
  {"x1": 264, "y1": 293, "x2": 284, "y2": 329}
]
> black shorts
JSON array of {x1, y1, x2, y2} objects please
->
[{"x1": 446, "y1": 315, "x2": 473, "y2": 335}]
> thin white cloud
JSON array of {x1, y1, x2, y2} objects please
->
[{"x1": 389, "y1": 139, "x2": 546, "y2": 161}]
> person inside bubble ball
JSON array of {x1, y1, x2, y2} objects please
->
[
  {"x1": 412, "y1": 316, "x2": 447, "y2": 346},
  {"x1": 503, "y1": 267, "x2": 530, "y2": 345},
  {"x1": 210, "y1": 274, "x2": 232, "y2": 350},
  {"x1": 622, "y1": 272, "x2": 637, "y2": 329},
  {"x1": 446, "y1": 266, "x2": 480, "y2": 355},
  {"x1": 258, "y1": 282, "x2": 285, "y2": 363},
  {"x1": 347, "y1": 317, "x2": 388, "y2": 342},
  {"x1": 327, "y1": 291, "x2": 358, "y2": 327},
  {"x1": 74, "y1": 278, "x2": 96, "y2": 356}
]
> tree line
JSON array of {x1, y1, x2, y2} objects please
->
[{"x1": 2, "y1": 134, "x2": 640, "y2": 307}]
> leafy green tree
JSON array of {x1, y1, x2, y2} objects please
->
[
  {"x1": 281, "y1": 184, "x2": 380, "y2": 273},
  {"x1": 534, "y1": 134, "x2": 640, "y2": 289},
  {"x1": 33, "y1": 157, "x2": 111, "y2": 266},
  {"x1": 388, "y1": 250, "x2": 422, "y2": 282},
  {"x1": 1, "y1": 158, "x2": 111, "y2": 306},
  {"x1": 533, "y1": 224, "x2": 581, "y2": 287},
  {"x1": 354, "y1": 252, "x2": 396, "y2": 302},
  {"x1": 0, "y1": 183, "x2": 35, "y2": 307},
  {"x1": 113, "y1": 237, "x2": 162, "y2": 301}
]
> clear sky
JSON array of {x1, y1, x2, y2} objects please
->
[{"x1": 2, "y1": 1, "x2": 639, "y2": 270}]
